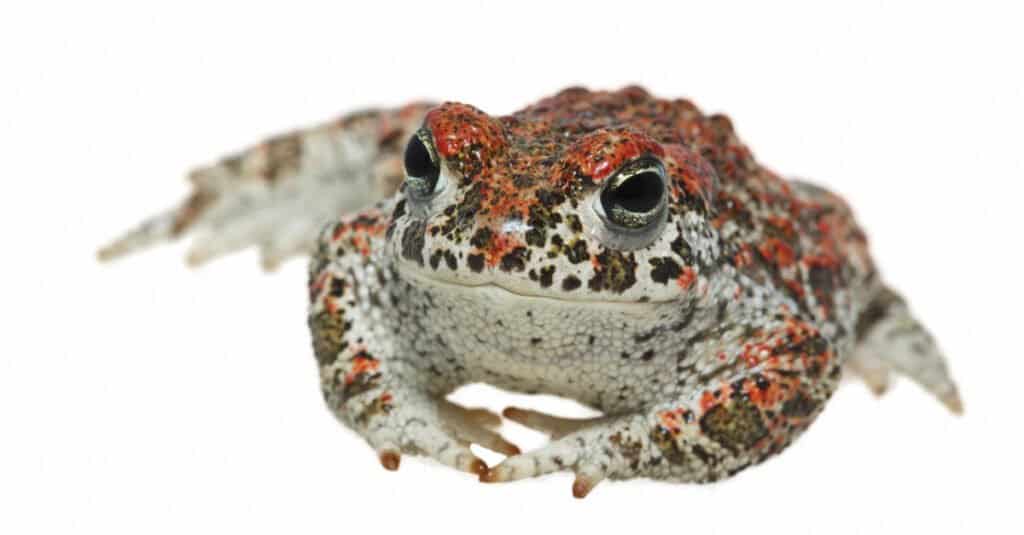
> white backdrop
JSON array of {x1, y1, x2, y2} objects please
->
[{"x1": 2, "y1": 2, "x2": 1021, "y2": 533}]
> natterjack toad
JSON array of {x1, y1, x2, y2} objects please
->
[{"x1": 100, "y1": 87, "x2": 961, "y2": 497}]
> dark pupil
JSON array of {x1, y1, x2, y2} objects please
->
[
  {"x1": 602, "y1": 171, "x2": 663, "y2": 214},
  {"x1": 403, "y1": 134, "x2": 439, "y2": 192}
]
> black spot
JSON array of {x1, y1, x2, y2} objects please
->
[
  {"x1": 467, "y1": 254, "x2": 485, "y2": 272},
  {"x1": 538, "y1": 266, "x2": 555, "y2": 288},
  {"x1": 470, "y1": 227, "x2": 493, "y2": 249},
  {"x1": 536, "y1": 188, "x2": 565, "y2": 208},
  {"x1": 400, "y1": 221, "x2": 425, "y2": 266},
  {"x1": 443, "y1": 250, "x2": 458, "y2": 271},
  {"x1": 524, "y1": 228, "x2": 547, "y2": 247},
  {"x1": 562, "y1": 275, "x2": 581, "y2": 291},
  {"x1": 565, "y1": 239, "x2": 588, "y2": 264},
  {"x1": 649, "y1": 257, "x2": 682, "y2": 284},
  {"x1": 700, "y1": 399, "x2": 768, "y2": 453},
  {"x1": 565, "y1": 214, "x2": 583, "y2": 233},
  {"x1": 587, "y1": 249, "x2": 638, "y2": 293},
  {"x1": 527, "y1": 204, "x2": 560, "y2": 230},
  {"x1": 530, "y1": 337, "x2": 542, "y2": 345},
  {"x1": 329, "y1": 278, "x2": 346, "y2": 297},
  {"x1": 671, "y1": 235, "x2": 694, "y2": 263},
  {"x1": 429, "y1": 250, "x2": 443, "y2": 270},
  {"x1": 454, "y1": 182, "x2": 485, "y2": 234},
  {"x1": 691, "y1": 444, "x2": 713, "y2": 465},
  {"x1": 640, "y1": 349, "x2": 655, "y2": 361},
  {"x1": 308, "y1": 311, "x2": 347, "y2": 366},
  {"x1": 500, "y1": 247, "x2": 529, "y2": 272},
  {"x1": 782, "y1": 391, "x2": 819, "y2": 419}
]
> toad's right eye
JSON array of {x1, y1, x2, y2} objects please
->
[
  {"x1": 403, "y1": 129, "x2": 442, "y2": 200},
  {"x1": 598, "y1": 158, "x2": 668, "y2": 231}
]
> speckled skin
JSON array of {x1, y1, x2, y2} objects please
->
[{"x1": 102, "y1": 87, "x2": 960, "y2": 496}]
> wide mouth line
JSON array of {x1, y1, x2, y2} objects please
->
[{"x1": 397, "y1": 266, "x2": 671, "y2": 310}]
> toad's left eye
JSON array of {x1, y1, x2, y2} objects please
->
[
  {"x1": 598, "y1": 160, "x2": 668, "y2": 230},
  {"x1": 403, "y1": 129, "x2": 444, "y2": 200}
]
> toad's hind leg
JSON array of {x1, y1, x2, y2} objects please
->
[
  {"x1": 97, "y1": 103, "x2": 434, "y2": 270},
  {"x1": 845, "y1": 350, "x2": 891, "y2": 396},
  {"x1": 483, "y1": 317, "x2": 842, "y2": 497},
  {"x1": 853, "y1": 286, "x2": 962, "y2": 414}
]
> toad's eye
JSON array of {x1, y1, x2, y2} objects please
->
[
  {"x1": 403, "y1": 129, "x2": 443, "y2": 200},
  {"x1": 599, "y1": 160, "x2": 668, "y2": 230}
]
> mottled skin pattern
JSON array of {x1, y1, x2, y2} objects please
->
[{"x1": 102, "y1": 87, "x2": 961, "y2": 497}]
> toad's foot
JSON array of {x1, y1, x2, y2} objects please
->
[
  {"x1": 481, "y1": 414, "x2": 649, "y2": 498},
  {"x1": 846, "y1": 351, "x2": 891, "y2": 396},
  {"x1": 854, "y1": 287, "x2": 963, "y2": 414},
  {"x1": 347, "y1": 391, "x2": 520, "y2": 476},
  {"x1": 499, "y1": 407, "x2": 612, "y2": 497}
]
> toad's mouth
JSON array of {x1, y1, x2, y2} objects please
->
[{"x1": 396, "y1": 264, "x2": 671, "y2": 314}]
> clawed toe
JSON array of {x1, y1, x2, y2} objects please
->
[
  {"x1": 571, "y1": 473, "x2": 602, "y2": 499},
  {"x1": 480, "y1": 452, "x2": 605, "y2": 498},
  {"x1": 467, "y1": 457, "x2": 489, "y2": 476},
  {"x1": 378, "y1": 449, "x2": 401, "y2": 471}
]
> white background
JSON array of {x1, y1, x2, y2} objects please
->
[{"x1": 2, "y1": 1, "x2": 1021, "y2": 533}]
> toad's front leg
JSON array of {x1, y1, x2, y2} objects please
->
[
  {"x1": 308, "y1": 207, "x2": 518, "y2": 476},
  {"x1": 483, "y1": 317, "x2": 840, "y2": 497},
  {"x1": 327, "y1": 381, "x2": 519, "y2": 475},
  {"x1": 98, "y1": 103, "x2": 434, "y2": 269}
]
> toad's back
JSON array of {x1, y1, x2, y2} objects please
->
[{"x1": 512, "y1": 87, "x2": 879, "y2": 344}]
